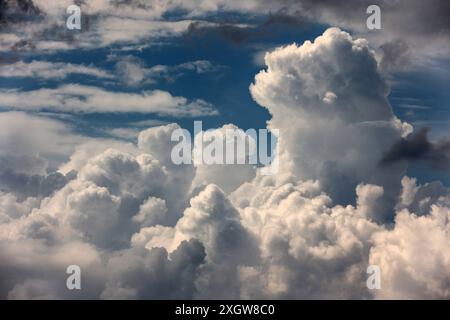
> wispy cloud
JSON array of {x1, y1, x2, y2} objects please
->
[
  {"x1": 0, "y1": 84, "x2": 218, "y2": 116},
  {"x1": 0, "y1": 60, "x2": 113, "y2": 80},
  {"x1": 110, "y1": 55, "x2": 222, "y2": 86},
  {"x1": 398, "y1": 104, "x2": 431, "y2": 110}
]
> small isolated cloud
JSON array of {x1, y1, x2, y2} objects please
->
[{"x1": 114, "y1": 56, "x2": 147, "y2": 86}]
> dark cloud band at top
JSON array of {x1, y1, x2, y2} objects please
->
[{"x1": 381, "y1": 127, "x2": 450, "y2": 171}]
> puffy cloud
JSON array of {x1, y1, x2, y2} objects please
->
[
  {"x1": 0, "y1": 192, "x2": 39, "y2": 223},
  {"x1": 137, "y1": 123, "x2": 183, "y2": 166},
  {"x1": 0, "y1": 240, "x2": 105, "y2": 299},
  {"x1": 231, "y1": 176, "x2": 381, "y2": 299},
  {"x1": 137, "y1": 124, "x2": 196, "y2": 223},
  {"x1": 135, "y1": 184, "x2": 257, "y2": 259},
  {"x1": 101, "y1": 239, "x2": 206, "y2": 299},
  {"x1": 132, "y1": 184, "x2": 259, "y2": 298},
  {"x1": 60, "y1": 152, "x2": 164, "y2": 241},
  {"x1": 57, "y1": 181, "x2": 122, "y2": 249},
  {"x1": 356, "y1": 184, "x2": 385, "y2": 221},
  {"x1": 396, "y1": 176, "x2": 450, "y2": 216},
  {"x1": 0, "y1": 84, "x2": 218, "y2": 116},
  {"x1": 369, "y1": 205, "x2": 450, "y2": 299},
  {"x1": 0, "y1": 121, "x2": 200, "y2": 298},
  {"x1": 192, "y1": 124, "x2": 257, "y2": 193},
  {"x1": 250, "y1": 28, "x2": 411, "y2": 221},
  {"x1": 1, "y1": 121, "x2": 448, "y2": 299},
  {"x1": 15, "y1": 123, "x2": 192, "y2": 248},
  {"x1": 0, "y1": 112, "x2": 84, "y2": 198},
  {"x1": 0, "y1": 120, "x2": 203, "y2": 298},
  {"x1": 0, "y1": 27, "x2": 449, "y2": 300},
  {"x1": 59, "y1": 139, "x2": 138, "y2": 175},
  {"x1": 133, "y1": 197, "x2": 167, "y2": 227}
]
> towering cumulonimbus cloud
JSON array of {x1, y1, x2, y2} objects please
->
[
  {"x1": 1, "y1": 28, "x2": 449, "y2": 300},
  {"x1": 250, "y1": 27, "x2": 412, "y2": 221}
]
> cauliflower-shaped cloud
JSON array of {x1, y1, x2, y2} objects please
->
[{"x1": 1, "y1": 28, "x2": 449, "y2": 300}]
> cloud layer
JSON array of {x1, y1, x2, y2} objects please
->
[
  {"x1": 1, "y1": 0, "x2": 448, "y2": 74},
  {"x1": 0, "y1": 28, "x2": 449, "y2": 300}
]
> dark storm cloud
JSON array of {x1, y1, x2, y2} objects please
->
[
  {"x1": 181, "y1": 0, "x2": 449, "y2": 68},
  {"x1": 0, "y1": 0, "x2": 41, "y2": 24},
  {"x1": 184, "y1": 21, "x2": 258, "y2": 45},
  {"x1": 261, "y1": 8, "x2": 308, "y2": 27},
  {"x1": 183, "y1": 11, "x2": 309, "y2": 46},
  {"x1": 1, "y1": 0, "x2": 448, "y2": 59},
  {"x1": 381, "y1": 127, "x2": 450, "y2": 170},
  {"x1": 0, "y1": 0, "x2": 96, "y2": 52},
  {"x1": 284, "y1": 0, "x2": 450, "y2": 35},
  {"x1": 263, "y1": 0, "x2": 450, "y2": 70}
]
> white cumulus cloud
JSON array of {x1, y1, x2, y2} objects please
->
[{"x1": 0, "y1": 28, "x2": 449, "y2": 300}]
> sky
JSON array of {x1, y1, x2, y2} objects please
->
[{"x1": 0, "y1": 0, "x2": 449, "y2": 299}]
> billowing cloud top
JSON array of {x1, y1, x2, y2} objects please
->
[{"x1": 1, "y1": 25, "x2": 449, "y2": 300}]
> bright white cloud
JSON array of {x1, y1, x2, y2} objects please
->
[
  {"x1": 370, "y1": 205, "x2": 450, "y2": 299},
  {"x1": 250, "y1": 27, "x2": 412, "y2": 221},
  {"x1": 191, "y1": 124, "x2": 257, "y2": 193}
]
